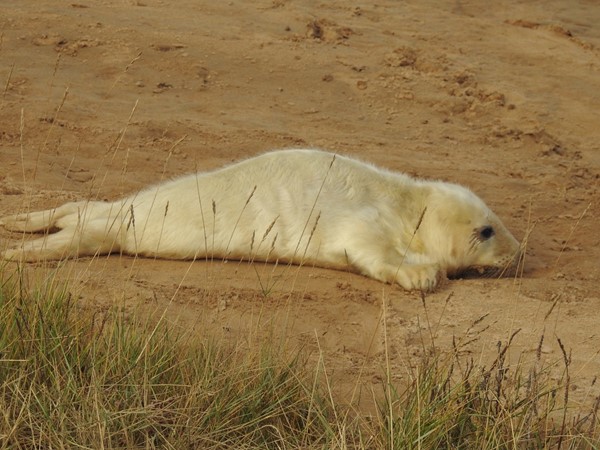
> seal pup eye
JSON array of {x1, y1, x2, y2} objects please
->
[{"x1": 477, "y1": 225, "x2": 495, "y2": 241}]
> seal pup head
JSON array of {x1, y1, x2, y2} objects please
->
[{"x1": 421, "y1": 182, "x2": 521, "y2": 278}]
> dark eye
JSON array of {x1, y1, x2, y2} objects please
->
[{"x1": 478, "y1": 226, "x2": 495, "y2": 241}]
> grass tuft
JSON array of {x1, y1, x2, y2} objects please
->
[
  {"x1": 0, "y1": 267, "x2": 341, "y2": 449},
  {"x1": 375, "y1": 299, "x2": 600, "y2": 450}
]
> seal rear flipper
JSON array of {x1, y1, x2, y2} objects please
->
[
  {"x1": 1, "y1": 217, "x2": 121, "y2": 261},
  {"x1": 1, "y1": 210, "x2": 58, "y2": 232},
  {"x1": 0, "y1": 201, "x2": 93, "y2": 233}
]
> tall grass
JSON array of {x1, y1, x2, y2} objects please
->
[
  {"x1": 0, "y1": 266, "x2": 344, "y2": 449},
  {"x1": 375, "y1": 294, "x2": 600, "y2": 450},
  {"x1": 376, "y1": 341, "x2": 599, "y2": 449},
  {"x1": 0, "y1": 266, "x2": 598, "y2": 449}
]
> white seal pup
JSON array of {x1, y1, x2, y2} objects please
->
[{"x1": 0, "y1": 149, "x2": 521, "y2": 291}]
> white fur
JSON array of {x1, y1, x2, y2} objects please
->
[{"x1": 0, "y1": 149, "x2": 521, "y2": 291}]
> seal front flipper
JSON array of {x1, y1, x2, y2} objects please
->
[
  {"x1": 354, "y1": 257, "x2": 443, "y2": 292},
  {"x1": 394, "y1": 263, "x2": 443, "y2": 292}
]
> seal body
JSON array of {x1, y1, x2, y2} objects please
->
[{"x1": 0, "y1": 149, "x2": 521, "y2": 291}]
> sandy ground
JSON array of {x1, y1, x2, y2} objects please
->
[{"x1": 1, "y1": 1, "x2": 599, "y2": 414}]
